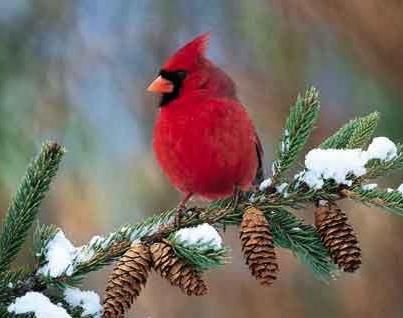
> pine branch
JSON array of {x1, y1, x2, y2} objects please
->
[
  {"x1": 320, "y1": 112, "x2": 379, "y2": 149},
  {"x1": 364, "y1": 143, "x2": 403, "y2": 179},
  {"x1": 51, "y1": 191, "x2": 337, "y2": 285},
  {"x1": 33, "y1": 223, "x2": 59, "y2": 267},
  {"x1": 346, "y1": 112, "x2": 379, "y2": 148},
  {"x1": 0, "y1": 268, "x2": 46, "y2": 308},
  {"x1": 268, "y1": 208, "x2": 337, "y2": 280},
  {"x1": 0, "y1": 269, "x2": 31, "y2": 304},
  {"x1": 272, "y1": 87, "x2": 320, "y2": 180},
  {"x1": 0, "y1": 307, "x2": 12, "y2": 318},
  {"x1": 59, "y1": 209, "x2": 176, "y2": 284},
  {"x1": 213, "y1": 204, "x2": 336, "y2": 279},
  {"x1": 169, "y1": 237, "x2": 229, "y2": 272},
  {"x1": 67, "y1": 240, "x2": 131, "y2": 286},
  {"x1": 343, "y1": 188, "x2": 403, "y2": 216},
  {"x1": 0, "y1": 142, "x2": 65, "y2": 273}
]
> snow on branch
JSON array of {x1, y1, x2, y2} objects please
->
[
  {"x1": 298, "y1": 137, "x2": 398, "y2": 189},
  {"x1": 7, "y1": 288, "x2": 102, "y2": 318},
  {"x1": 64, "y1": 288, "x2": 102, "y2": 317},
  {"x1": 8, "y1": 292, "x2": 72, "y2": 318}
]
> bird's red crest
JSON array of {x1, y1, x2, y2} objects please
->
[{"x1": 162, "y1": 33, "x2": 210, "y2": 71}]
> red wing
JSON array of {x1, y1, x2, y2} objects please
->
[{"x1": 254, "y1": 132, "x2": 266, "y2": 184}]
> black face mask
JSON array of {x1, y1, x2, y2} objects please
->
[{"x1": 158, "y1": 69, "x2": 187, "y2": 107}]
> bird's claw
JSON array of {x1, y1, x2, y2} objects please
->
[
  {"x1": 174, "y1": 206, "x2": 200, "y2": 227},
  {"x1": 174, "y1": 205, "x2": 186, "y2": 227}
]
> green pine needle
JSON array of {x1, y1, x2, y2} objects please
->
[
  {"x1": 273, "y1": 86, "x2": 320, "y2": 179},
  {"x1": 347, "y1": 187, "x2": 403, "y2": 216},
  {"x1": 346, "y1": 112, "x2": 380, "y2": 148},
  {"x1": 267, "y1": 208, "x2": 337, "y2": 280},
  {"x1": 71, "y1": 240, "x2": 131, "y2": 279},
  {"x1": 0, "y1": 307, "x2": 10, "y2": 318},
  {"x1": 214, "y1": 204, "x2": 337, "y2": 280},
  {"x1": 320, "y1": 112, "x2": 379, "y2": 149},
  {"x1": 364, "y1": 143, "x2": 403, "y2": 179},
  {"x1": 169, "y1": 236, "x2": 229, "y2": 272},
  {"x1": 33, "y1": 223, "x2": 59, "y2": 267},
  {"x1": 0, "y1": 142, "x2": 65, "y2": 273},
  {"x1": 0, "y1": 268, "x2": 31, "y2": 305}
]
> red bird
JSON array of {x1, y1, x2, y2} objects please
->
[{"x1": 148, "y1": 33, "x2": 264, "y2": 207}]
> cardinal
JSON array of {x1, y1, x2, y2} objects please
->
[{"x1": 148, "y1": 33, "x2": 264, "y2": 212}]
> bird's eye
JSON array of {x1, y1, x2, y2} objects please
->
[{"x1": 176, "y1": 70, "x2": 187, "y2": 80}]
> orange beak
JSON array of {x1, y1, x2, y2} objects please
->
[{"x1": 147, "y1": 76, "x2": 174, "y2": 93}]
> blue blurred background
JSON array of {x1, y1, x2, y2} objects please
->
[{"x1": 1, "y1": 1, "x2": 403, "y2": 317}]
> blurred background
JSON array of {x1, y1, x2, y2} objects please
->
[{"x1": 0, "y1": 0, "x2": 403, "y2": 317}]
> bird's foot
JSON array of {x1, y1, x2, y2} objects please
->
[
  {"x1": 173, "y1": 193, "x2": 194, "y2": 227},
  {"x1": 174, "y1": 205, "x2": 201, "y2": 227},
  {"x1": 232, "y1": 187, "x2": 242, "y2": 211},
  {"x1": 221, "y1": 187, "x2": 242, "y2": 233},
  {"x1": 174, "y1": 203, "x2": 187, "y2": 227}
]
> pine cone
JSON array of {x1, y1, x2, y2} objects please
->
[
  {"x1": 240, "y1": 207, "x2": 278, "y2": 286},
  {"x1": 150, "y1": 240, "x2": 207, "y2": 296},
  {"x1": 315, "y1": 201, "x2": 361, "y2": 273},
  {"x1": 103, "y1": 243, "x2": 152, "y2": 318}
]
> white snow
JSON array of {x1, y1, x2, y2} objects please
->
[
  {"x1": 8, "y1": 292, "x2": 72, "y2": 318},
  {"x1": 280, "y1": 129, "x2": 291, "y2": 153},
  {"x1": 88, "y1": 235, "x2": 105, "y2": 246},
  {"x1": 37, "y1": 231, "x2": 76, "y2": 277},
  {"x1": 294, "y1": 171, "x2": 305, "y2": 181},
  {"x1": 387, "y1": 188, "x2": 394, "y2": 193},
  {"x1": 174, "y1": 223, "x2": 222, "y2": 249},
  {"x1": 397, "y1": 184, "x2": 403, "y2": 194},
  {"x1": 366, "y1": 137, "x2": 397, "y2": 161},
  {"x1": 302, "y1": 148, "x2": 368, "y2": 189},
  {"x1": 362, "y1": 183, "x2": 378, "y2": 191},
  {"x1": 281, "y1": 137, "x2": 290, "y2": 152},
  {"x1": 276, "y1": 183, "x2": 288, "y2": 194},
  {"x1": 318, "y1": 199, "x2": 328, "y2": 206},
  {"x1": 37, "y1": 227, "x2": 149, "y2": 278},
  {"x1": 37, "y1": 230, "x2": 101, "y2": 278},
  {"x1": 74, "y1": 246, "x2": 96, "y2": 264},
  {"x1": 64, "y1": 287, "x2": 102, "y2": 317},
  {"x1": 271, "y1": 162, "x2": 277, "y2": 176},
  {"x1": 259, "y1": 178, "x2": 272, "y2": 191},
  {"x1": 299, "y1": 137, "x2": 398, "y2": 189}
]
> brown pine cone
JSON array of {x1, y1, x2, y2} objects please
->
[
  {"x1": 103, "y1": 243, "x2": 152, "y2": 318},
  {"x1": 315, "y1": 201, "x2": 361, "y2": 273},
  {"x1": 150, "y1": 240, "x2": 207, "y2": 296},
  {"x1": 240, "y1": 207, "x2": 278, "y2": 286}
]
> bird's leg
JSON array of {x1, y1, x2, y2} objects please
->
[
  {"x1": 175, "y1": 192, "x2": 193, "y2": 226},
  {"x1": 232, "y1": 186, "x2": 242, "y2": 212},
  {"x1": 222, "y1": 186, "x2": 242, "y2": 233}
]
